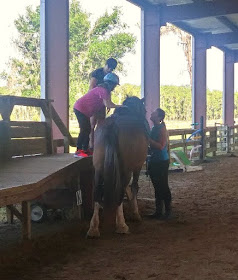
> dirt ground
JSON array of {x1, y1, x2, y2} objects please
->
[{"x1": 1, "y1": 155, "x2": 238, "y2": 280}]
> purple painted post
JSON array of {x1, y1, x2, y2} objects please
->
[
  {"x1": 41, "y1": 0, "x2": 69, "y2": 147},
  {"x1": 192, "y1": 35, "x2": 207, "y2": 127},
  {"x1": 141, "y1": 8, "x2": 161, "y2": 124},
  {"x1": 223, "y1": 51, "x2": 235, "y2": 126}
]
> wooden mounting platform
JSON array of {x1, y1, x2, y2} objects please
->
[{"x1": 0, "y1": 154, "x2": 94, "y2": 240}]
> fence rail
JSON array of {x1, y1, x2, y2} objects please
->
[{"x1": 168, "y1": 125, "x2": 238, "y2": 160}]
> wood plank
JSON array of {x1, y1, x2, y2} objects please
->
[
  {"x1": 168, "y1": 129, "x2": 194, "y2": 136},
  {"x1": 7, "y1": 205, "x2": 23, "y2": 222},
  {"x1": 10, "y1": 123, "x2": 47, "y2": 138},
  {"x1": 205, "y1": 127, "x2": 217, "y2": 132},
  {"x1": 0, "y1": 95, "x2": 52, "y2": 108},
  {"x1": 205, "y1": 147, "x2": 217, "y2": 154},
  {"x1": 170, "y1": 143, "x2": 185, "y2": 149},
  {"x1": 0, "y1": 155, "x2": 93, "y2": 207},
  {"x1": 185, "y1": 140, "x2": 201, "y2": 146},
  {"x1": 10, "y1": 138, "x2": 47, "y2": 156},
  {"x1": 10, "y1": 121, "x2": 45, "y2": 127}
]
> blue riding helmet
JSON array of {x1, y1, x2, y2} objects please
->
[{"x1": 103, "y1": 73, "x2": 120, "y2": 85}]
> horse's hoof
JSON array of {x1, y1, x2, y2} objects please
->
[
  {"x1": 86, "y1": 228, "x2": 100, "y2": 239},
  {"x1": 116, "y1": 224, "x2": 130, "y2": 234},
  {"x1": 130, "y1": 213, "x2": 142, "y2": 222}
]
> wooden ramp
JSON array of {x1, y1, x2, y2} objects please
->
[
  {"x1": 0, "y1": 96, "x2": 95, "y2": 241},
  {"x1": 0, "y1": 155, "x2": 93, "y2": 240}
]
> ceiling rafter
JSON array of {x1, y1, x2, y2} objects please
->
[
  {"x1": 126, "y1": 0, "x2": 152, "y2": 9},
  {"x1": 160, "y1": 0, "x2": 238, "y2": 23},
  {"x1": 207, "y1": 32, "x2": 238, "y2": 48},
  {"x1": 217, "y1": 16, "x2": 238, "y2": 33},
  {"x1": 126, "y1": 0, "x2": 238, "y2": 54}
]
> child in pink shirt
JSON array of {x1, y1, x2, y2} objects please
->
[{"x1": 73, "y1": 73, "x2": 121, "y2": 158}]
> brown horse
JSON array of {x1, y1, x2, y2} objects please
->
[{"x1": 87, "y1": 96, "x2": 149, "y2": 238}]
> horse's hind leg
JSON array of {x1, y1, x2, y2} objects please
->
[
  {"x1": 128, "y1": 170, "x2": 142, "y2": 222},
  {"x1": 116, "y1": 203, "x2": 129, "y2": 234}
]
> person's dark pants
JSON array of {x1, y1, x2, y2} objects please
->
[
  {"x1": 148, "y1": 159, "x2": 171, "y2": 215},
  {"x1": 74, "y1": 109, "x2": 91, "y2": 151}
]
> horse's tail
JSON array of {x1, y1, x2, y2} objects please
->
[{"x1": 103, "y1": 121, "x2": 123, "y2": 208}]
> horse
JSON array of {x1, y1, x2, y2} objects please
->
[{"x1": 87, "y1": 96, "x2": 150, "y2": 238}]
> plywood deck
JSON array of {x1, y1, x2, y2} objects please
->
[{"x1": 0, "y1": 154, "x2": 93, "y2": 207}]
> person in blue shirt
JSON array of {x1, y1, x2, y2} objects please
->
[{"x1": 147, "y1": 108, "x2": 172, "y2": 220}]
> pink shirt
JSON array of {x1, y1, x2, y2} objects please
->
[{"x1": 74, "y1": 87, "x2": 110, "y2": 118}]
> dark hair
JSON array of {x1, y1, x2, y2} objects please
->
[
  {"x1": 106, "y1": 58, "x2": 117, "y2": 70},
  {"x1": 156, "y1": 108, "x2": 165, "y2": 120}
]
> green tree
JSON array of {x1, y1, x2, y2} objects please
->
[
  {"x1": 112, "y1": 83, "x2": 140, "y2": 104},
  {"x1": 160, "y1": 85, "x2": 192, "y2": 121},
  {"x1": 235, "y1": 92, "x2": 238, "y2": 119},
  {"x1": 1, "y1": 6, "x2": 40, "y2": 97},
  {"x1": 207, "y1": 89, "x2": 222, "y2": 120},
  {"x1": 1, "y1": 0, "x2": 136, "y2": 112}
]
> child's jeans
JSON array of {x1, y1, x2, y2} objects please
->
[{"x1": 74, "y1": 109, "x2": 91, "y2": 150}]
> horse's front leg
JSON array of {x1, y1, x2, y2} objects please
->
[
  {"x1": 87, "y1": 202, "x2": 101, "y2": 238},
  {"x1": 116, "y1": 203, "x2": 129, "y2": 234},
  {"x1": 128, "y1": 170, "x2": 142, "y2": 222}
]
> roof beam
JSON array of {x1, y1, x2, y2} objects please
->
[
  {"x1": 172, "y1": 22, "x2": 196, "y2": 36},
  {"x1": 207, "y1": 32, "x2": 238, "y2": 48},
  {"x1": 217, "y1": 16, "x2": 238, "y2": 33},
  {"x1": 161, "y1": 0, "x2": 238, "y2": 23},
  {"x1": 215, "y1": 47, "x2": 238, "y2": 62},
  {"x1": 126, "y1": 0, "x2": 152, "y2": 9}
]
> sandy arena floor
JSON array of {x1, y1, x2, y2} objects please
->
[{"x1": 1, "y1": 155, "x2": 238, "y2": 280}]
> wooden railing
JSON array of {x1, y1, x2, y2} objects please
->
[
  {"x1": 0, "y1": 95, "x2": 75, "y2": 160},
  {"x1": 168, "y1": 125, "x2": 238, "y2": 159}
]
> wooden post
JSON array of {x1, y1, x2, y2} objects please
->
[
  {"x1": 50, "y1": 104, "x2": 75, "y2": 148},
  {"x1": 0, "y1": 121, "x2": 11, "y2": 161},
  {"x1": 210, "y1": 128, "x2": 217, "y2": 156},
  {"x1": 22, "y1": 201, "x2": 31, "y2": 240},
  {"x1": 6, "y1": 205, "x2": 14, "y2": 224},
  {"x1": 41, "y1": 101, "x2": 54, "y2": 154}
]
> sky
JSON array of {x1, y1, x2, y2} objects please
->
[{"x1": 0, "y1": 0, "x2": 237, "y2": 91}]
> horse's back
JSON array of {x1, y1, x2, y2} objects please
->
[
  {"x1": 117, "y1": 117, "x2": 148, "y2": 171},
  {"x1": 93, "y1": 114, "x2": 148, "y2": 172}
]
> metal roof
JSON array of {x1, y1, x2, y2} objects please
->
[{"x1": 127, "y1": 0, "x2": 238, "y2": 56}]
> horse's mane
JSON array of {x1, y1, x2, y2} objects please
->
[
  {"x1": 112, "y1": 96, "x2": 150, "y2": 137},
  {"x1": 114, "y1": 96, "x2": 146, "y2": 118}
]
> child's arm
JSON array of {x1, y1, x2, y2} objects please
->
[
  {"x1": 103, "y1": 97, "x2": 122, "y2": 109},
  {"x1": 149, "y1": 125, "x2": 167, "y2": 150}
]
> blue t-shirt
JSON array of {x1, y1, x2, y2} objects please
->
[{"x1": 150, "y1": 123, "x2": 169, "y2": 162}]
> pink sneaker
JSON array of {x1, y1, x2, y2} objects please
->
[
  {"x1": 74, "y1": 149, "x2": 88, "y2": 158},
  {"x1": 85, "y1": 149, "x2": 93, "y2": 156}
]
